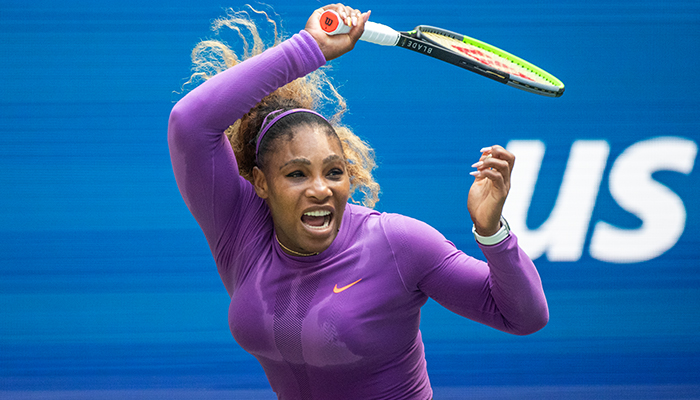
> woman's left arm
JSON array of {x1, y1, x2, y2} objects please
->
[
  {"x1": 477, "y1": 234, "x2": 549, "y2": 335},
  {"x1": 462, "y1": 144, "x2": 549, "y2": 334},
  {"x1": 411, "y1": 228, "x2": 548, "y2": 336},
  {"x1": 393, "y1": 144, "x2": 548, "y2": 334}
]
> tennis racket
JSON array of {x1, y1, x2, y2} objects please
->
[{"x1": 320, "y1": 10, "x2": 565, "y2": 97}]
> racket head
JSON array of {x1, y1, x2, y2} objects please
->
[{"x1": 416, "y1": 26, "x2": 565, "y2": 97}]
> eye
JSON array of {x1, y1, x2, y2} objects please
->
[
  {"x1": 286, "y1": 170, "x2": 305, "y2": 179},
  {"x1": 327, "y1": 168, "x2": 345, "y2": 179}
]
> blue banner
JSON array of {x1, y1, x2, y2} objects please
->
[{"x1": 1, "y1": 0, "x2": 698, "y2": 398}]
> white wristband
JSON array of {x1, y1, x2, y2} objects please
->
[{"x1": 472, "y1": 216, "x2": 511, "y2": 245}]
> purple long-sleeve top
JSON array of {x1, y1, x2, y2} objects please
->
[{"x1": 168, "y1": 30, "x2": 548, "y2": 400}]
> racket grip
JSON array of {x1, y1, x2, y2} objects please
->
[{"x1": 320, "y1": 10, "x2": 399, "y2": 46}]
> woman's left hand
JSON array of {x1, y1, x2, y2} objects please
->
[{"x1": 467, "y1": 145, "x2": 515, "y2": 237}]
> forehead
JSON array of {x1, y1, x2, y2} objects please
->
[{"x1": 271, "y1": 124, "x2": 344, "y2": 164}]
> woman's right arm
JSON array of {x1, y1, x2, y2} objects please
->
[
  {"x1": 167, "y1": 30, "x2": 327, "y2": 244},
  {"x1": 167, "y1": 4, "x2": 367, "y2": 252}
]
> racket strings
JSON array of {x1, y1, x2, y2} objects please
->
[
  {"x1": 453, "y1": 45, "x2": 535, "y2": 81},
  {"x1": 423, "y1": 32, "x2": 554, "y2": 86}
]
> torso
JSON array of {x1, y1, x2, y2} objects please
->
[{"x1": 226, "y1": 204, "x2": 432, "y2": 399}]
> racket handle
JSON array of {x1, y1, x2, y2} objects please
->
[{"x1": 320, "y1": 10, "x2": 399, "y2": 46}]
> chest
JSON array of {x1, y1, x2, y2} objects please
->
[{"x1": 228, "y1": 248, "x2": 427, "y2": 368}]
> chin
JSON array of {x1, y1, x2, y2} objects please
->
[{"x1": 299, "y1": 220, "x2": 341, "y2": 253}]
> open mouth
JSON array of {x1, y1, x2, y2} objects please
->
[{"x1": 301, "y1": 210, "x2": 332, "y2": 230}]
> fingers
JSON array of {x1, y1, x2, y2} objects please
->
[
  {"x1": 348, "y1": 10, "x2": 370, "y2": 42},
  {"x1": 479, "y1": 145, "x2": 515, "y2": 170},
  {"x1": 338, "y1": 4, "x2": 363, "y2": 27},
  {"x1": 317, "y1": 4, "x2": 364, "y2": 27},
  {"x1": 306, "y1": 4, "x2": 368, "y2": 61},
  {"x1": 467, "y1": 145, "x2": 514, "y2": 236},
  {"x1": 470, "y1": 145, "x2": 514, "y2": 183}
]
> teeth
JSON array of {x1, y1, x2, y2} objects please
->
[
  {"x1": 306, "y1": 220, "x2": 330, "y2": 230},
  {"x1": 304, "y1": 210, "x2": 331, "y2": 217},
  {"x1": 303, "y1": 210, "x2": 331, "y2": 230}
]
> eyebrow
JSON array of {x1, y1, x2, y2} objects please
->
[
  {"x1": 323, "y1": 155, "x2": 344, "y2": 164},
  {"x1": 280, "y1": 158, "x2": 311, "y2": 170},
  {"x1": 279, "y1": 155, "x2": 345, "y2": 170}
]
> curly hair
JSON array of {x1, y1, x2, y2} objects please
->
[{"x1": 183, "y1": 5, "x2": 380, "y2": 208}]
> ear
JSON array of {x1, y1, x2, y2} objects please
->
[{"x1": 252, "y1": 166, "x2": 269, "y2": 199}]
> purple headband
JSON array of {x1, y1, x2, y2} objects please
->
[{"x1": 255, "y1": 108, "x2": 328, "y2": 163}]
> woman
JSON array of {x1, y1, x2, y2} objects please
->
[{"x1": 168, "y1": 4, "x2": 548, "y2": 399}]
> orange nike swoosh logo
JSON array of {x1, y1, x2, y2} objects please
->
[{"x1": 333, "y1": 278, "x2": 362, "y2": 294}]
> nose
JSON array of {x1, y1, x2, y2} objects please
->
[{"x1": 306, "y1": 175, "x2": 332, "y2": 200}]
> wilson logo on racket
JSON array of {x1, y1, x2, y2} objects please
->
[{"x1": 322, "y1": 15, "x2": 339, "y2": 33}]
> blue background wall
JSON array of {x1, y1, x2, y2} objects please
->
[{"x1": 1, "y1": 0, "x2": 698, "y2": 398}]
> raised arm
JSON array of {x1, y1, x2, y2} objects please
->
[
  {"x1": 167, "y1": 5, "x2": 369, "y2": 246},
  {"x1": 167, "y1": 31, "x2": 326, "y2": 242}
]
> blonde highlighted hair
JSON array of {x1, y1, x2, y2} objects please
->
[{"x1": 184, "y1": 6, "x2": 380, "y2": 208}]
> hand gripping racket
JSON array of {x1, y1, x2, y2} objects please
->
[{"x1": 320, "y1": 10, "x2": 565, "y2": 97}]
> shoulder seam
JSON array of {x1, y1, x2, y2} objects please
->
[{"x1": 379, "y1": 213, "x2": 413, "y2": 294}]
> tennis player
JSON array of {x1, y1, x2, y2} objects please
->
[{"x1": 168, "y1": 4, "x2": 548, "y2": 399}]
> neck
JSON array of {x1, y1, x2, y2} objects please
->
[{"x1": 275, "y1": 235, "x2": 318, "y2": 257}]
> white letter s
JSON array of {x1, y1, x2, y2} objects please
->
[{"x1": 590, "y1": 137, "x2": 697, "y2": 263}]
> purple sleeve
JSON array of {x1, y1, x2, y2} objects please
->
[
  {"x1": 473, "y1": 234, "x2": 550, "y2": 334},
  {"x1": 167, "y1": 31, "x2": 326, "y2": 254},
  {"x1": 387, "y1": 215, "x2": 548, "y2": 335}
]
